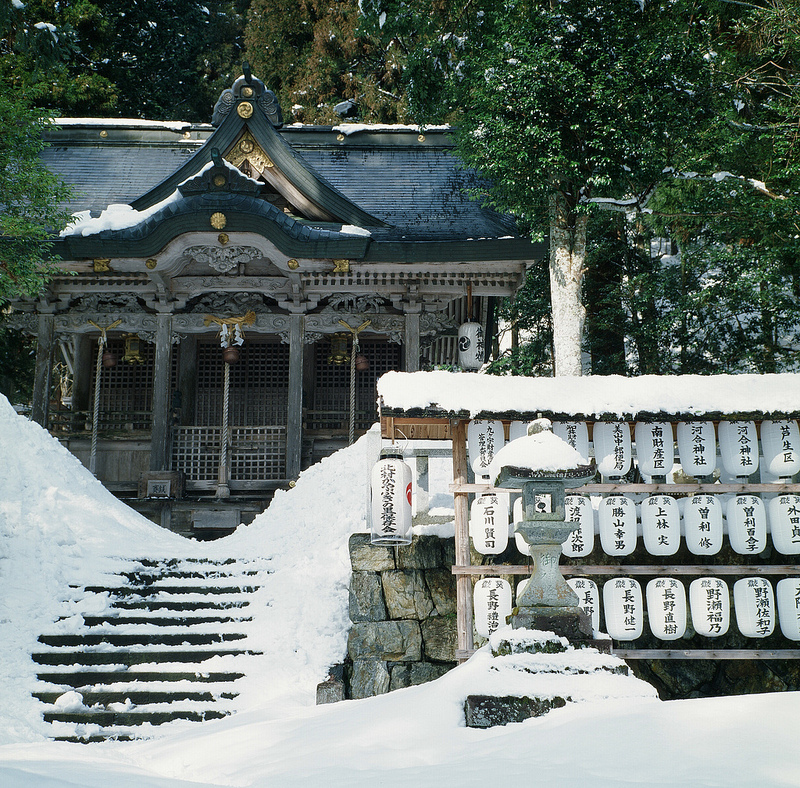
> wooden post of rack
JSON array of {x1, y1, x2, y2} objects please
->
[{"x1": 452, "y1": 418, "x2": 474, "y2": 660}]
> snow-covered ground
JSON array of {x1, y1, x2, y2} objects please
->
[{"x1": 1, "y1": 394, "x2": 799, "y2": 787}]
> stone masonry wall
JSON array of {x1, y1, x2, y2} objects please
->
[{"x1": 345, "y1": 534, "x2": 458, "y2": 699}]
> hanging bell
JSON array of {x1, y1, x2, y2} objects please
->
[
  {"x1": 354, "y1": 354, "x2": 370, "y2": 371},
  {"x1": 222, "y1": 346, "x2": 240, "y2": 364},
  {"x1": 102, "y1": 350, "x2": 118, "y2": 368}
]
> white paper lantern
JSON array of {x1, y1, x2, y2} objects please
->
[
  {"x1": 474, "y1": 578, "x2": 512, "y2": 638},
  {"x1": 370, "y1": 449, "x2": 413, "y2": 545},
  {"x1": 689, "y1": 577, "x2": 730, "y2": 637},
  {"x1": 635, "y1": 422, "x2": 674, "y2": 478},
  {"x1": 516, "y1": 578, "x2": 529, "y2": 604},
  {"x1": 683, "y1": 494, "x2": 724, "y2": 556},
  {"x1": 470, "y1": 492, "x2": 509, "y2": 555},
  {"x1": 733, "y1": 577, "x2": 775, "y2": 637},
  {"x1": 676, "y1": 421, "x2": 717, "y2": 477},
  {"x1": 718, "y1": 420, "x2": 759, "y2": 478},
  {"x1": 641, "y1": 495, "x2": 681, "y2": 556},
  {"x1": 552, "y1": 421, "x2": 590, "y2": 461},
  {"x1": 512, "y1": 497, "x2": 531, "y2": 556},
  {"x1": 776, "y1": 578, "x2": 800, "y2": 641},
  {"x1": 726, "y1": 495, "x2": 767, "y2": 555},
  {"x1": 646, "y1": 578, "x2": 687, "y2": 640},
  {"x1": 761, "y1": 420, "x2": 800, "y2": 479},
  {"x1": 508, "y1": 420, "x2": 531, "y2": 442},
  {"x1": 458, "y1": 321, "x2": 485, "y2": 370},
  {"x1": 467, "y1": 419, "x2": 505, "y2": 477},
  {"x1": 769, "y1": 494, "x2": 800, "y2": 555},
  {"x1": 567, "y1": 578, "x2": 600, "y2": 636},
  {"x1": 562, "y1": 494, "x2": 595, "y2": 557},
  {"x1": 602, "y1": 578, "x2": 643, "y2": 641},
  {"x1": 598, "y1": 495, "x2": 637, "y2": 556},
  {"x1": 593, "y1": 422, "x2": 632, "y2": 478}
]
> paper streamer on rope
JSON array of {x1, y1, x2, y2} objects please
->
[
  {"x1": 761, "y1": 419, "x2": 800, "y2": 479},
  {"x1": 646, "y1": 578, "x2": 687, "y2": 640},
  {"x1": 593, "y1": 421, "x2": 632, "y2": 478},
  {"x1": 602, "y1": 578, "x2": 643, "y2": 641},
  {"x1": 635, "y1": 422, "x2": 674, "y2": 478},
  {"x1": 641, "y1": 495, "x2": 681, "y2": 556},
  {"x1": 567, "y1": 577, "x2": 600, "y2": 636},
  {"x1": 776, "y1": 578, "x2": 800, "y2": 641},
  {"x1": 726, "y1": 494, "x2": 767, "y2": 555},
  {"x1": 474, "y1": 578, "x2": 512, "y2": 638},
  {"x1": 689, "y1": 577, "x2": 730, "y2": 637},
  {"x1": 769, "y1": 494, "x2": 800, "y2": 555},
  {"x1": 733, "y1": 577, "x2": 775, "y2": 638},
  {"x1": 683, "y1": 494, "x2": 724, "y2": 556},
  {"x1": 562, "y1": 494, "x2": 595, "y2": 558},
  {"x1": 598, "y1": 495, "x2": 637, "y2": 556},
  {"x1": 676, "y1": 420, "x2": 717, "y2": 477}
]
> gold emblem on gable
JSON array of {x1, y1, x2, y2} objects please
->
[{"x1": 225, "y1": 130, "x2": 274, "y2": 172}]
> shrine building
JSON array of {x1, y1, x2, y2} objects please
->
[{"x1": 11, "y1": 70, "x2": 544, "y2": 535}]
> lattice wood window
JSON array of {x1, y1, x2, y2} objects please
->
[
  {"x1": 195, "y1": 339, "x2": 290, "y2": 426},
  {"x1": 309, "y1": 338, "x2": 400, "y2": 431},
  {"x1": 89, "y1": 338, "x2": 154, "y2": 430}
]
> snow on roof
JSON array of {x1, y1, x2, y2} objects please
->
[
  {"x1": 331, "y1": 123, "x2": 452, "y2": 136},
  {"x1": 377, "y1": 371, "x2": 800, "y2": 419},
  {"x1": 52, "y1": 117, "x2": 192, "y2": 132}
]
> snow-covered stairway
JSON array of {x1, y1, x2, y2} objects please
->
[{"x1": 31, "y1": 557, "x2": 268, "y2": 743}]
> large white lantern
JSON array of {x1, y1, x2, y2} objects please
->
[
  {"x1": 470, "y1": 492, "x2": 509, "y2": 555},
  {"x1": 641, "y1": 495, "x2": 681, "y2": 556},
  {"x1": 562, "y1": 494, "x2": 595, "y2": 558},
  {"x1": 733, "y1": 577, "x2": 775, "y2": 638},
  {"x1": 726, "y1": 495, "x2": 767, "y2": 555},
  {"x1": 370, "y1": 447, "x2": 413, "y2": 545},
  {"x1": 508, "y1": 420, "x2": 531, "y2": 442},
  {"x1": 776, "y1": 578, "x2": 800, "y2": 641},
  {"x1": 718, "y1": 420, "x2": 759, "y2": 478},
  {"x1": 598, "y1": 495, "x2": 637, "y2": 556},
  {"x1": 689, "y1": 577, "x2": 730, "y2": 637},
  {"x1": 512, "y1": 496, "x2": 531, "y2": 556},
  {"x1": 683, "y1": 494, "x2": 724, "y2": 556},
  {"x1": 473, "y1": 578, "x2": 512, "y2": 638},
  {"x1": 593, "y1": 422, "x2": 632, "y2": 478},
  {"x1": 458, "y1": 321, "x2": 485, "y2": 370},
  {"x1": 646, "y1": 578, "x2": 687, "y2": 641},
  {"x1": 552, "y1": 421, "x2": 590, "y2": 461},
  {"x1": 567, "y1": 577, "x2": 600, "y2": 636},
  {"x1": 676, "y1": 421, "x2": 717, "y2": 478},
  {"x1": 761, "y1": 420, "x2": 800, "y2": 479},
  {"x1": 467, "y1": 419, "x2": 505, "y2": 478},
  {"x1": 769, "y1": 494, "x2": 800, "y2": 555},
  {"x1": 635, "y1": 422, "x2": 674, "y2": 478},
  {"x1": 602, "y1": 578, "x2": 643, "y2": 641}
]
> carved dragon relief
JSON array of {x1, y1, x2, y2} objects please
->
[{"x1": 184, "y1": 245, "x2": 263, "y2": 274}]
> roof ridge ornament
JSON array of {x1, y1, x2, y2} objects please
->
[
  {"x1": 178, "y1": 148, "x2": 263, "y2": 197},
  {"x1": 212, "y1": 62, "x2": 284, "y2": 128}
]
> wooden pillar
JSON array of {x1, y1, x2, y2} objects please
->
[
  {"x1": 404, "y1": 311, "x2": 421, "y2": 372},
  {"x1": 149, "y1": 314, "x2": 172, "y2": 471},
  {"x1": 71, "y1": 334, "x2": 92, "y2": 413},
  {"x1": 286, "y1": 314, "x2": 304, "y2": 479},
  {"x1": 177, "y1": 334, "x2": 197, "y2": 426},
  {"x1": 452, "y1": 418, "x2": 474, "y2": 659},
  {"x1": 31, "y1": 313, "x2": 54, "y2": 427}
]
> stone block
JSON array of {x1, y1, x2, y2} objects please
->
[
  {"x1": 425, "y1": 568, "x2": 456, "y2": 616},
  {"x1": 396, "y1": 536, "x2": 443, "y2": 569},
  {"x1": 349, "y1": 660, "x2": 390, "y2": 699},
  {"x1": 348, "y1": 620, "x2": 423, "y2": 662},
  {"x1": 389, "y1": 661, "x2": 454, "y2": 691},
  {"x1": 349, "y1": 533, "x2": 395, "y2": 572},
  {"x1": 316, "y1": 680, "x2": 345, "y2": 704},
  {"x1": 421, "y1": 615, "x2": 457, "y2": 662},
  {"x1": 349, "y1": 571, "x2": 387, "y2": 622},
  {"x1": 382, "y1": 570, "x2": 435, "y2": 620},
  {"x1": 464, "y1": 695, "x2": 567, "y2": 728}
]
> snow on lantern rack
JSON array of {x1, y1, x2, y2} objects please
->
[{"x1": 379, "y1": 412, "x2": 800, "y2": 662}]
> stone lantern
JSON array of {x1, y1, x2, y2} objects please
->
[{"x1": 490, "y1": 419, "x2": 596, "y2": 641}]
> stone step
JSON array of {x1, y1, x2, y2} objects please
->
[
  {"x1": 44, "y1": 709, "x2": 229, "y2": 726},
  {"x1": 33, "y1": 689, "x2": 238, "y2": 705},
  {"x1": 83, "y1": 585, "x2": 259, "y2": 596},
  {"x1": 120, "y1": 570, "x2": 261, "y2": 583},
  {"x1": 36, "y1": 671, "x2": 245, "y2": 686},
  {"x1": 32, "y1": 649, "x2": 257, "y2": 666},
  {"x1": 37, "y1": 632, "x2": 247, "y2": 647},
  {"x1": 82, "y1": 614, "x2": 253, "y2": 627},
  {"x1": 110, "y1": 599, "x2": 251, "y2": 611}
]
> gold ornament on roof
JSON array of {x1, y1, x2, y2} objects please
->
[
  {"x1": 213, "y1": 174, "x2": 227, "y2": 187},
  {"x1": 218, "y1": 233, "x2": 229, "y2": 245},
  {"x1": 237, "y1": 101, "x2": 254, "y2": 118},
  {"x1": 226, "y1": 130, "x2": 274, "y2": 171},
  {"x1": 332, "y1": 259, "x2": 350, "y2": 273},
  {"x1": 241, "y1": 86, "x2": 254, "y2": 98},
  {"x1": 93, "y1": 258, "x2": 111, "y2": 272},
  {"x1": 145, "y1": 258, "x2": 158, "y2": 269},
  {"x1": 210, "y1": 212, "x2": 227, "y2": 230}
]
